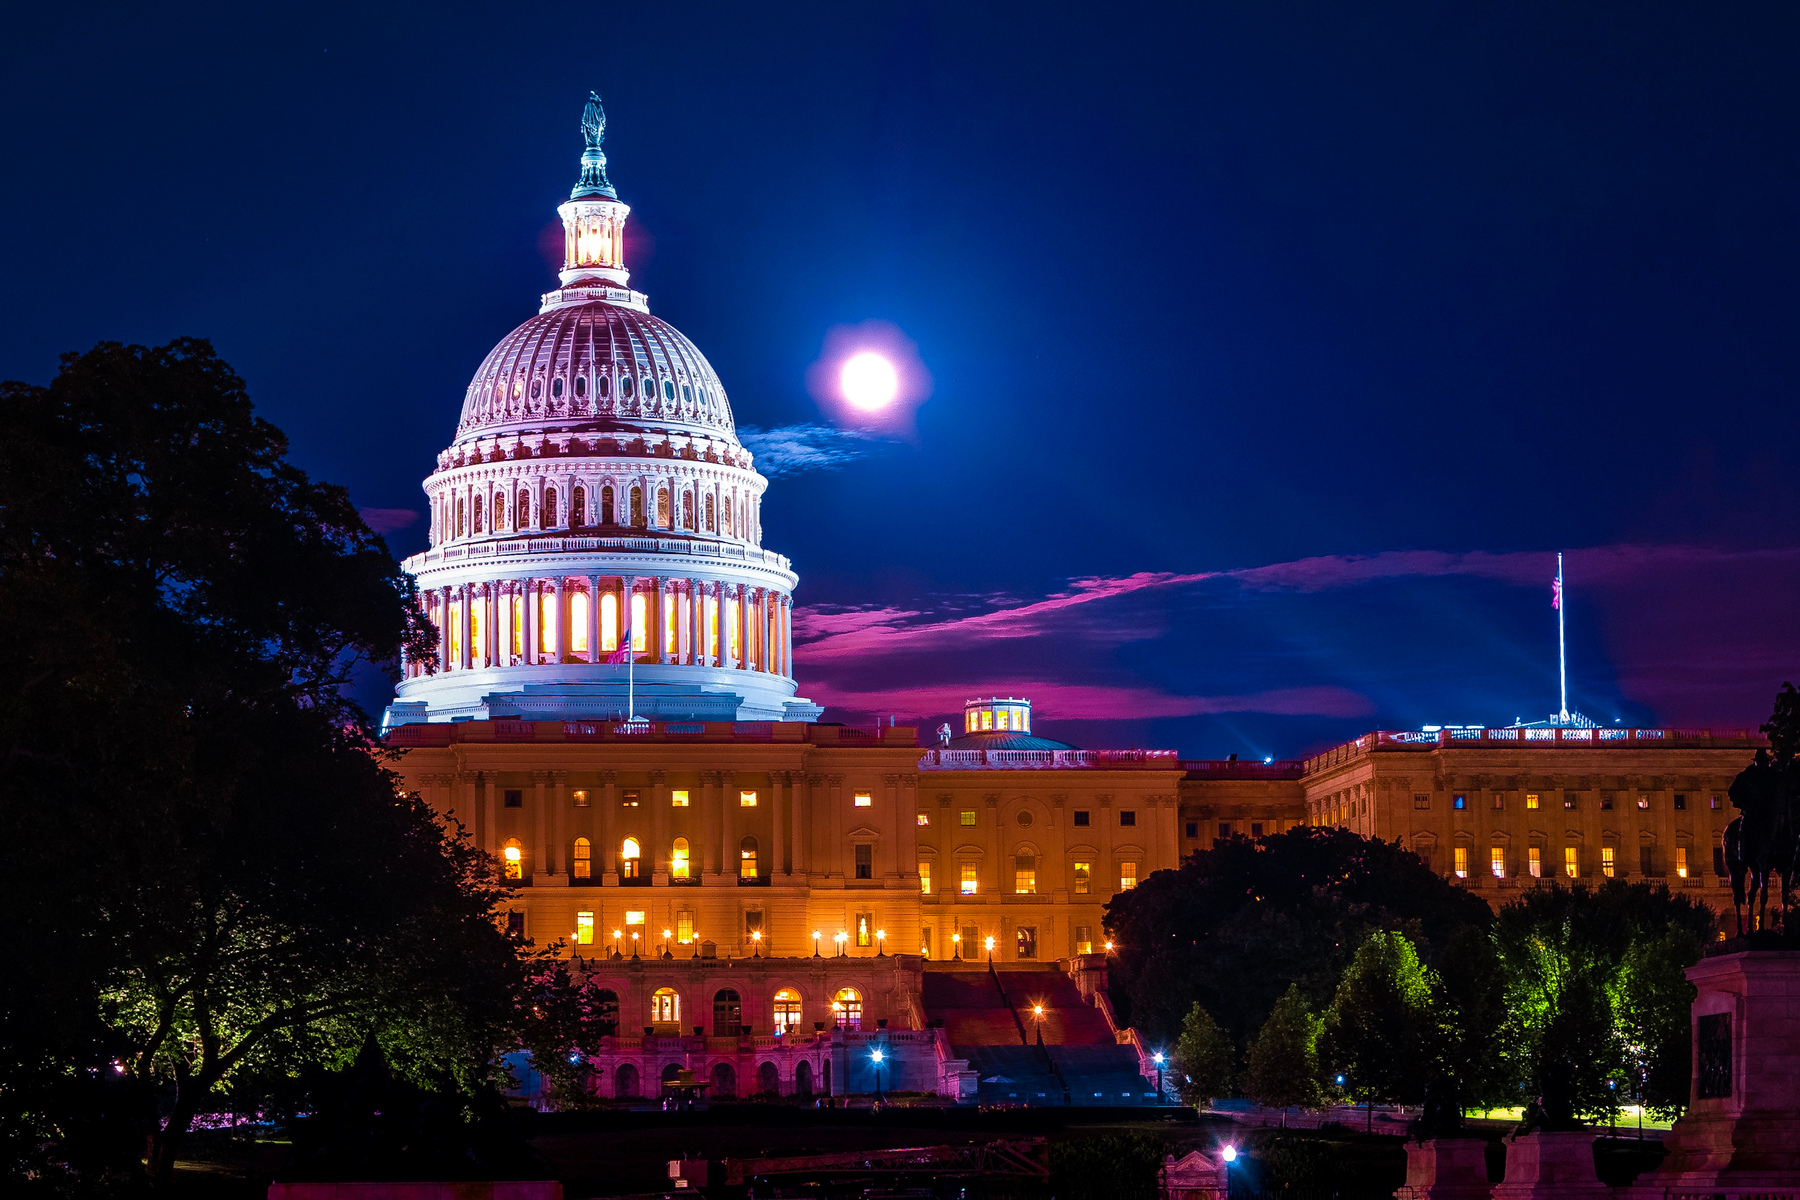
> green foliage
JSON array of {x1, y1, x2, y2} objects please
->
[
  {"x1": 1257, "y1": 1136, "x2": 1339, "y2": 1189},
  {"x1": 1104, "y1": 826, "x2": 1491, "y2": 1050},
  {"x1": 1241, "y1": 984, "x2": 1322, "y2": 1110},
  {"x1": 1493, "y1": 880, "x2": 1712, "y2": 1126},
  {"x1": 1172, "y1": 1001, "x2": 1235, "y2": 1107},
  {"x1": 1047, "y1": 1131, "x2": 1165, "y2": 1200},
  {"x1": 1319, "y1": 930, "x2": 1442, "y2": 1107}
]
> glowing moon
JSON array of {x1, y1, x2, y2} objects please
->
[{"x1": 840, "y1": 351, "x2": 899, "y2": 411}]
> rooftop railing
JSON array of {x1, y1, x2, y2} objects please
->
[
  {"x1": 1302, "y1": 727, "x2": 1764, "y2": 774},
  {"x1": 916, "y1": 748, "x2": 1181, "y2": 771}
]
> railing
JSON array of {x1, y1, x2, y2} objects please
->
[
  {"x1": 918, "y1": 748, "x2": 1181, "y2": 771},
  {"x1": 403, "y1": 535, "x2": 793, "y2": 574},
  {"x1": 386, "y1": 719, "x2": 914, "y2": 746},
  {"x1": 1302, "y1": 727, "x2": 1762, "y2": 773}
]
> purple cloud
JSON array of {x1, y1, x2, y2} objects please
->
[{"x1": 358, "y1": 507, "x2": 419, "y2": 534}]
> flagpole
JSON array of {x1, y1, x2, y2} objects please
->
[
  {"x1": 1557, "y1": 551, "x2": 1568, "y2": 724},
  {"x1": 628, "y1": 632, "x2": 636, "y2": 721}
]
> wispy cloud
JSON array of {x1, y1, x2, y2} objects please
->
[
  {"x1": 738, "y1": 424, "x2": 878, "y2": 478},
  {"x1": 358, "y1": 507, "x2": 419, "y2": 534}
]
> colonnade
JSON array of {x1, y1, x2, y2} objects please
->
[{"x1": 407, "y1": 575, "x2": 792, "y2": 679}]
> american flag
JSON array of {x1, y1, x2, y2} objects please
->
[
  {"x1": 606, "y1": 629, "x2": 634, "y2": 664},
  {"x1": 1551, "y1": 577, "x2": 1562, "y2": 610}
]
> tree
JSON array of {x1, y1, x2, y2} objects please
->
[
  {"x1": 1172, "y1": 1001, "x2": 1235, "y2": 1108},
  {"x1": 1241, "y1": 984, "x2": 1322, "y2": 1117},
  {"x1": 1319, "y1": 930, "x2": 1442, "y2": 1111},
  {"x1": 0, "y1": 341, "x2": 516, "y2": 1189},
  {"x1": 1104, "y1": 826, "x2": 1492, "y2": 1049}
]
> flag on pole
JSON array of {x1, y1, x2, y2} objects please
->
[
  {"x1": 1551, "y1": 576, "x2": 1562, "y2": 610},
  {"x1": 606, "y1": 629, "x2": 633, "y2": 664}
]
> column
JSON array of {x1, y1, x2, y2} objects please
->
[
  {"x1": 722, "y1": 771, "x2": 737, "y2": 883},
  {"x1": 522, "y1": 577, "x2": 538, "y2": 665},
  {"x1": 600, "y1": 771, "x2": 617, "y2": 885},
  {"x1": 881, "y1": 773, "x2": 901, "y2": 881},
  {"x1": 481, "y1": 772, "x2": 496, "y2": 855},
  {"x1": 792, "y1": 774, "x2": 809, "y2": 878},
  {"x1": 692, "y1": 579, "x2": 706, "y2": 665},
  {"x1": 760, "y1": 590, "x2": 771, "y2": 672},
  {"x1": 437, "y1": 588, "x2": 450, "y2": 673},
  {"x1": 772, "y1": 771, "x2": 787, "y2": 876},
  {"x1": 553, "y1": 771, "x2": 568, "y2": 881},
  {"x1": 650, "y1": 770, "x2": 668, "y2": 881},
  {"x1": 460, "y1": 584, "x2": 474, "y2": 670},
  {"x1": 737, "y1": 584, "x2": 751, "y2": 670},
  {"x1": 783, "y1": 595, "x2": 793, "y2": 676},
  {"x1": 650, "y1": 578, "x2": 666, "y2": 664},
  {"x1": 532, "y1": 771, "x2": 549, "y2": 882},
  {"x1": 587, "y1": 574, "x2": 602, "y2": 663},
  {"x1": 485, "y1": 581, "x2": 499, "y2": 667},
  {"x1": 552, "y1": 576, "x2": 567, "y2": 663}
]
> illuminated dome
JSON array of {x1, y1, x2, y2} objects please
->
[
  {"x1": 945, "y1": 697, "x2": 1077, "y2": 751},
  {"x1": 385, "y1": 93, "x2": 821, "y2": 727}
]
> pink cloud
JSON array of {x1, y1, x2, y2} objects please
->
[
  {"x1": 359, "y1": 507, "x2": 419, "y2": 534},
  {"x1": 804, "y1": 680, "x2": 1374, "y2": 722}
]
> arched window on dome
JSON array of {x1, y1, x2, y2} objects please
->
[
  {"x1": 572, "y1": 486, "x2": 586, "y2": 527},
  {"x1": 599, "y1": 592, "x2": 619, "y2": 652},
  {"x1": 705, "y1": 493, "x2": 716, "y2": 533},
  {"x1": 517, "y1": 489, "x2": 530, "y2": 530},
  {"x1": 552, "y1": 377, "x2": 563, "y2": 399},
  {"x1": 574, "y1": 374, "x2": 586, "y2": 398},
  {"x1": 619, "y1": 376, "x2": 633, "y2": 398},
  {"x1": 682, "y1": 384, "x2": 692, "y2": 403},
  {"x1": 530, "y1": 378, "x2": 541, "y2": 399},
  {"x1": 493, "y1": 490, "x2": 506, "y2": 530},
  {"x1": 670, "y1": 837, "x2": 691, "y2": 880},
  {"x1": 600, "y1": 485, "x2": 614, "y2": 525},
  {"x1": 597, "y1": 374, "x2": 610, "y2": 398},
  {"x1": 721, "y1": 495, "x2": 732, "y2": 537},
  {"x1": 663, "y1": 380, "x2": 675, "y2": 401},
  {"x1": 456, "y1": 496, "x2": 466, "y2": 538},
  {"x1": 682, "y1": 491, "x2": 694, "y2": 530},
  {"x1": 472, "y1": 493, "x2": 484, "y2": 534},
  {"x1": 569, "y1": 591, "x2": 589, "y2": 655},
  {"x1": 656, "y1": 488, "x2": 671, "y2": 528},
  {"x1": 629, "y1": 486, "x2": 644, "y2": 527},
  {"x1": 543, "y1": 487, "x2": 558, "y2": 528}
]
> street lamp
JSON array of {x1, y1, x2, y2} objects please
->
[
  {"x1": 835, "y1": 931, "x2": 848, "y2": 956},
  {"x1": 871, "y1": 1047, "x2": 886, "y2": 1103},
  {"x1": 812, "y1": 930, "x2": 822, "y2": 957},
  {"x1": 690, "y1": 931, "x2": 700, "y2": 958},
  {"x1": 1031, "y1": 1003, "x2": 1045, "y2": 1046},
  {"x1": 951, "y1": 933, "x2": 962, "y2": 960},
  {"x1": 876, "y1": 928, "x2": 887, "y2": 956},
  {"x1": 1104, "y1": 940, "x2": 1114, "y2": 953},
  {"x1": 612, "y1": 928, "x2": 622, "y2": 957},
  {"x1": 630, "y1": 930, "x2": 640, "y2": 958},
  {"x1": 751, "y1": 930, "x2": 763, "y2": 957},
  {"x1": 1221, "y1": 1145, "x2": 1238, "y2": 1165},
  {"x1": 662, "y1": 928, "x2": 673, "y2": 957},
  {"x1": 1152, "y1": 1051, "x2": 1165, "y2": 1102},
  {"x1": 984, "y1": 935, "x2": 995, "y2": 961}
]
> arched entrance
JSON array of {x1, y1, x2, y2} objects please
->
[
  {"x1": 758, "y1": 1061, "x2": 780, "y2": 1096},
  {"x1": 614, "y1": 1063, "x2": 639, "y2": 1098},
  {"x1": 711, "y1": 1062, "x2": 736, "y2": 1098},
  {"x1": 794, "y1": 1059, "x2": 813, "y2": 1097},
  {"x1": 713, "y1": 989, "x2": 742, "y2": 1036}
]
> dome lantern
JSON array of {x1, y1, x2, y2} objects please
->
[{"x1": 553, "y1": 92, "x2": 634, "y2": 299}]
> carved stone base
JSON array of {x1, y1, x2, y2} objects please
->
[
  {"x1": 1398, "y1": 1138, "x2": 1492, "y2": 1200},
  {"x1": 1489, "y1": 1132, "x2": 1607, "y2": 1200}
]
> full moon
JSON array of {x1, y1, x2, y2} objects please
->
[{"x1": 840, "y1": 352, "x2": 899, "y2": 411}]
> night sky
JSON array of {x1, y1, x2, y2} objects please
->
[{"x1": 6, "y1": 3, "x2": 1800, "y2": 759}]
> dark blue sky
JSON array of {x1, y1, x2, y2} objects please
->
[{"x1": 6, "y1": 3, "x2": 1799, "y2": 757}]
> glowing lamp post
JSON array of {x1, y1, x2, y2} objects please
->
[
  {"x1": 871, "y1": 1047, "x2": 886, "y2": 1103},
  {"x1": 630, "y1": 930, "x2": 640, "y2": 958},
  {"x1": 834, "y1": 931, "x2": 848, "y2": 956},
  {"x1": 611, "y1": 928, "x2": 622, "y2": 957},
  {"x1": 751, "y1": 930, "x2": 763, "y2": 957},
  {"x1": 812, "y1": 930, "x2": 822, "y2": 957},
  {"x1": 690, "y1": 931, "x2": 700, "y2": 958},
  {"x1": 984, "y1": 935, "x2": 995, "y2": 962},
  {"x1": 951, "y1": 933, "x2": 961, "y2": 960},
  {"x1": 1222, "y1": 1145, "x2": 1238, "y2": 1165},
  {"x1": 1152, "y1": 1051, "x2": 1165, "y2": 1102},
  {"x1": 876, "y1": 928, "x2": 887, "y2": 957},
  {"x1": 1104, "y1": 940, "x2": 1115, "y2": 954},
  {"x1": 662, "y1": 928, "x2": 673, "y2": 957}
]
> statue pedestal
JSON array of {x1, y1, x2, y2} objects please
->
[
  {"x1": 1490, "y1": 1132, "x2": 1606, "y2": 1200},
  {"x1": 1397, "y1": 1138, "x2": 1491, "y2": 1200},
  {"x1": 1627, "y1": 949, "x2": 1800, "y2": 1192}
]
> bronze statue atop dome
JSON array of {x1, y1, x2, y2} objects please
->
[{"x1": 572, "y1": 91, "x2": 615, "y2": 200}]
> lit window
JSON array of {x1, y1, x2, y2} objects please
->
[
  {"x1": 630, "y1": 593, "x2": 647, "y2": 651},
  {"x1": 981, "y1": 711, "x2": 993, "y2": 730},
  {"x1": 1016, "y1": 926, "x2": 1038, "y2": 959},
  {"x1": 621, "y1": 837, "x2": 641, "y2": 881},
  {"x1": 740, "y1": 790, "x2": 758, "y2": 807},
  {"x1": 1676, "y1": 847, "x2": 1689, "y2": 879},
  {"x1": 502, "y1": 838, "x2": 523, "y2": 880},
  {"x1": 576, "y1": 911, "x2": 593, "y2": 944},
  {"x1": 1492, "y1": 793, "x2": 1505, "y2": 810},
  {"x1": 1490, "y1": 847, "x2": 1506, "y2": 878},
  {"x1": 1453, "y1": 846, "x2": 1469, "y2": 878},
  {"x1": 1120, "y1": 861, "x2": 1138, "y2": 890},
  {"x1": 856, "y1": 913, "x2": 872, "y2": 946},
  {"x1": 854, "y1": 843, "x2": 873, "y2": 879},
  {"x1": 916, "y1": 812, "x2": 930, "y2": 826},
  {"x1": 621, "y1": 790, "x2": 639, "y2": 807},
  {"x1": 677, "y1": 911, "x2": 694, "y2": 944},
  {"x1": 672, "y1": 789, "x2": 689, "y2": 807},
  {"x1": 1526, "y1": 793, "x2": 1540, "y2": 810},
  {"x1": 625, "y1": 910, "x2": 645, "y2": 926},
  {"x1": 960, "y1": 864, "x2": 979, "y2": 895},
  {"x1": 833, "y1": 988, "x2": 862, "y2": 1031},
  {"x1": 919, "y1": 862, "x2": 932, "y2": 893},
  {"x1": 1711, "y1": 795, "x2": 1722, "y2": 810},
  {"x1": 854, "y1": 792, "x2": 872, "y2": 807},
  {"x1": 740, "y1": 836, "x2": 759, "y2": 880},
  {"x1": 1074, "y1": 925, "x2": 1093, "y2": 955},
  {"x1": 573, "y1": 789, "x2": 589, "y2": 808},
  {"x1": 1074, "y1": 862, "x2": 1091, "y2": 894},
  {"x1": 1602, "y1": 846, "x2": 1616, "y2": 877},
  {"x1": 570, "y1": 591, "x2": 589, "y2": 654},
  {"x1": 1528, "y1": 847, "x2": 1542, "y2": 878},
  {"x1": 1453, "y1": 795, "x2": 1466, "y2": 810},
  {"x1": 1638, "y1": 795, "x2": 1651, "y2": 810},
  {"x1": 960, "y1": 810, "x2": 977, "y2": 827},
  {"x1": 996, "y1": 711, "x2": 1009, "y2": 730},
  {"x1": 600, "y1": 593, "x2": 618, "y2": 651},
  {"x1": 1564, "y1": 846, "x2": 1579, "y2": 878},
  {"x1": 572, "y1": 837, "x2": 591, "y2": 880},
  {"x1": 671, "y1": 837, "x2": 690, "y2": 880},
  {"x1": 651, "y1": 988, "x2": 679, "y2": 1025},
  {"x1": 1564, "y1": 792, "x2": 1580, "y2": 811},
  {"x1": 773, "y1": 989, "x2": 802, "y2": 1035},
  {"x1": 1014, "y1": 853, "x2": 1037, "y2": 894}
]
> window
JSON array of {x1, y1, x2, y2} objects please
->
[
  {"x1": 1218, "y1": 822, "x2": 1233, "y2": 839},
  {"x1": 1677, "y1": 846, "x2": 1690, "y2": 878},
  {"x1": 917, "y1": 812, "x2": 930, "y2": 826},
  {"x1": 543, "y1": 486, "x2": 558, "y2": 527},
  {"x1": 621, "y1": 790, "x2": 639, "y2": 807},
  {"x1": 1640, "y1": 846, "x2": 1655, "y2": 877},
  {"x1": 1526, "y1": 792, "x2": 1540, "y2": 810},
  {"x1": 573, "y1": 789, "x2": 589, "y2": 808},
  {"x1": 1564, "y1": 846, "x2": 1579, "y2": 878},
  {"x1": 571, "y1": 485, "x2": 585, "y2": 526},
  {"x1": 921, "y1": 927, "x2": 932, "y2": 958},
  {"x1": 960, "y1": 810, "x2": 977, "y2": 827},
  {"x1": 1120, "y1": 861, "x2": 1138, "y2": 890},
  {"x1": 1119, "y1": 811, "x2": 1136, "y2": 827},
  {"x1": 621, "y1": 837, "x2": 641, "y2": 881},
  {"x1": 1185, "y1": 821, "x2": 1199, "y2": 838},
  {"x1": 599, "y1": 592, "x2": 619, "y2": 652},
  {"x1": 773, "y1": 989, "x2": 802, "y2": 1035},
  {"x1": 1453, "y1": 795, "x2": 1467, "y2": 810},
  {"x1": 1492, "y1": 793, "x2": 1505, "y2": 810},
  {"x1": 651, "y1": 988, "x2": 679, "y2": 1025},
  {"x1": 740, "y1": 790, "x2": 757, "y2": 807},
  {"x1": 1711, "y1": 795, "x2": 1723, "y2": 810},
  {"x1": 713, "y1": 988, "x2": 740, "y2": 1035},
  {"x1": 505, "y1": 789, "x2": 523, "y2": 808},
  {"x1": 1014, "y1": 853, "x2": 1037, "y2": 894},
  {"x1": 507, "y1": 910, "x2": 526, "y2": 938},
  {"x1": 677, "y1": 910, "x2": 694, "y2": 944},
  {"x1": 1675, "y1": 794, "x2": 1688, "y2": 811},
  {"x1": 1414, "y1": 794, "x2": 1430, "y2": 810},
  {"x1": 1453, "y1": 846, "x2": 1469, "y2": 878},
  {"x1": 502, "y1": 838, "x2": 523, "y2": 881},
  {"x1": 671, "y1": 837, "x2": 691, "y2": 880},
  {"x1": 1528, "y1": 847, "x2": 1542, "y2": 878},
  {"x1": 855, "y1": 913, "x2": 872, "y2": 946},
  {"x1": 1016, "y1": 926, "x2": 1038, "y2": 960},
  {"x1": 1601, "y1": 793, "x2": 1615, "y2": 811},
  {"x1": 960, "y1": 924, "x2": 980, "y2": 954},
  {"x1": 919, "y1": 862, "x2": 932, "y2": 894},
  {"x1": 1490, "y1": 847, "x2": 1506, "y2": 878},
  {"x1": 625, "y1": 909, "x2": 645, "y2": 927},
  {"x1": 1714, "y1": 845, "x2": 1727, "y2": 876},
  {"x1": 576, "y1": 911, "x2": 593, "y2": 944},
  {"x1": 1074, "y1": 862, "x2": 1091, "y2": 894},
  {"x1": 960, "y1": 864, "x2": 979, "y2": 895},
  {"x1": 832, "y1": 988, "x2": 862, "y2": 1031},
  {"x1": 1637, "y1": 795, "x2": 1651, "y2": 810},
  {"x1": 740, "y1": 836, "x2": 759, "y2": 880},
  {"x1": 1602, "y1": 846, "x2": 1616, "y2": 877},
  {"x1": 572, "y1": 838, "x2": 591, "y2": 880},
  {"x1": 671, "y1": 789, "x2": 689, "y2": 807},
  {"x1": 746, "y1": 910, "x2": 763, "y2": 940},
  {"x1": 1073, "y1": 925, "x2": 1094, "y2": 955},
  {"x1": 1073, "y1": 810, "x2": 1090, "y2": 827},
  {"x1": 854, "y1": 844, "x2": 873, "y2": 880},
  {"x1": 1565, "y1": 792, "x2": 1580, "y2": 810},
  {"x1": 854, "y1": 792, "x2": 872, "y2": 807}
]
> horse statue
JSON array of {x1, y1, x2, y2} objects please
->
[{"x1": 1725, "y1": 749, "x2": 1799, "y2": 935}]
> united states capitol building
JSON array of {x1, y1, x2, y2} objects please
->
[{"x1": 381, "y1": 97, "x2": 1757, "y2": 1106}]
